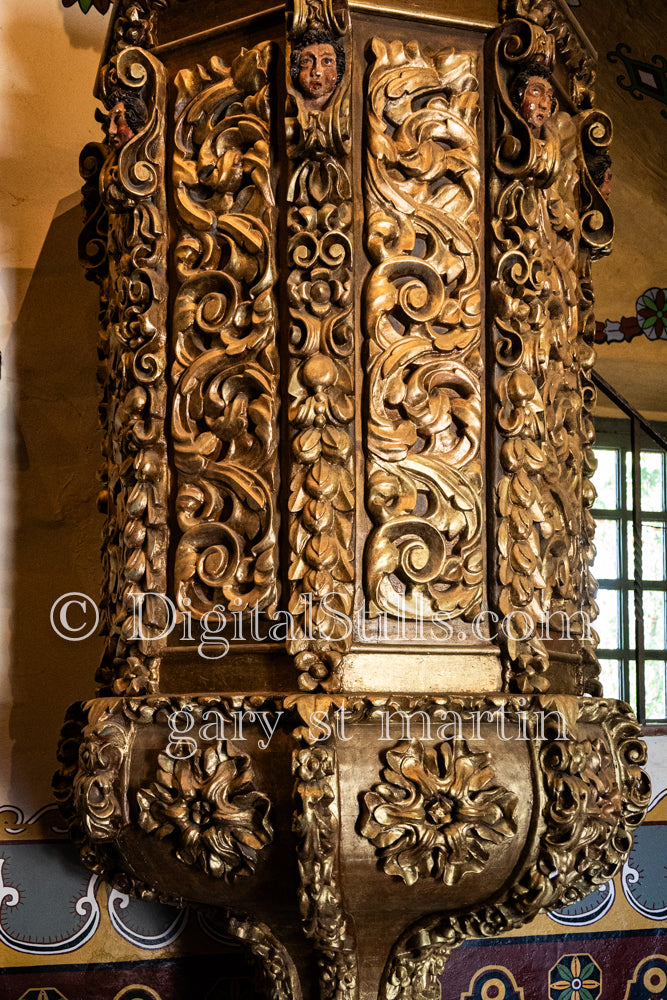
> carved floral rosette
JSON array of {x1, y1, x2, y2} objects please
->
[
  {"x1": 171, "y1": 44, "x2": 280, "y2": 621},
  {"x1": 376, "y1": 697, "x2": 649, "y2": 1000},
  {"x1": 488, "y1": 19, "x2": 612, "y2": 695},
  {"x1": 87, "y1": 46, "x2": 169, "y2": 697},
  {"x1": 285, "y1": 0, "x2": 355, "y2": 692},
  {"x1": 363, "y1": 38, "x2": 484, "y2": 624}
]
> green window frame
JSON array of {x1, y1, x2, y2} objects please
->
[{"x1": 592, "y1": 417, "x2": 667, "y2": 724}]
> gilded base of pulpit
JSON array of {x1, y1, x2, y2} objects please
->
[
  {"x1": 57, "y1": 0, "x2": 650, "y2": 996},
  {"x1": 56, "y1": 691, "x2": 649, "y2": 999}
]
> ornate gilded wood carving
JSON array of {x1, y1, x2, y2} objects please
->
[
  {"x1": 92, "y1": 46, "x2": 169, "y2": 696},
  {"x1": 285, "y1": 0, "x2": 355, "y2": 691},
  {"x1": 137, "y1": 742, "x2": 273, "y2": 879},
  {"x1": 360, "y1": 738, "x2": 517, "y2": 885},
  {"x1": 489, "y1": 20, "x2": 611, "y2": 695},
  {"x1": 378, "y1": 699, "x2": 649, "y2": 999},
  {"x1": 500, "y1": 0, "x2": 597, "y2": 107},
  {"x1": 171, "y1": 45, "x2": 280, "y2": 619},
  {"x1": 363, "y1": 39, "x2": 484, "y2": 622},
  {"x1": 293, "y1": 745, "x2": 357, "y2": 999}
]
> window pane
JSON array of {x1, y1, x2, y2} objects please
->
[
  {"x1": 643, "y1": 522, "x2": 666, "y2": 581},
  {"x1": 645, "y1": 660, "x2": 667, "y2": 720},
  {"x1": 625, "y1": 450, "x2": 632, "y2": 512},
  {"x1": 592, "y1": 449, "x2": 618, "y2": 509},
  {"x1": 629, "y1": 589, "x2": 635, "y2": 647},
  {"x1": 641, "y1": 452, "x2": 665, "y2": 511},
  {"x1": 628, "y1": 658, "x2": 637, "y2": 712},
  {"x1": 593, "y1": 519, "x2": 619, "y2": 579},
  {"x1": 645, "y1": 591, "x2": 666, "y2": 651},
  {"x1": 626, "y1": 521, "x2": 635, "y2": 578},
  {"x1": 596, "y1": 588, "x2": 620, "y2": 648},
  {"x1": 599, "y1": 658, "x2": 621, "y2": 700}
]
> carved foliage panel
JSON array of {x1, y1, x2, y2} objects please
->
[
  {"x1": 363, "y1": 38, "x2": 484, "y2": 623},
  {"x1": 489, "y1": 20, "x2": 613, "y2": 694},
  {"x1": 171, "y1": 44, "x2": 280, "y2": 619}
]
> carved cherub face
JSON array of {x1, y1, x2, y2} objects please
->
[
  {"x1": 600, "y1": 168, "x2": 612, "y2": 200},
  {"x1": 297, "y1": 42, "x2": 338, "y2": 110},
  {"x1": 520, "y1": 75, "x2": 554, "y2": 132},
  {"x1": 107, "y1": 101, "x2": 135, "y2": 149}
]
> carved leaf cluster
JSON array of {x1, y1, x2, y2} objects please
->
[
  {"x1": 285, "y1": 27, "x2": 355, "y2": 691},
  {"x1": 490, "y1": 22, "x2": 607, "y2": 693}
]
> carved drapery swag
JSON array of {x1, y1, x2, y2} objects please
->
[
  {"x1": 285, "y1": 2, "x2": 355, "y2": 692},
  {"x1": 489, "y1": 19, "x2": 612, "y2": 695},
  {"x1": 363, "y1": 39, "x2": 484, "y2": 622},
  {"x1": 172, "y1": 44, "x2": 280, "y2": 620},
  {"x1": 83, "y1": 46, "x2": 170, "y2": 696}
]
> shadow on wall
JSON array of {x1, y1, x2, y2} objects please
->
[{"x1": 7, "y1": 198, "x2": 104, "y2": 808}]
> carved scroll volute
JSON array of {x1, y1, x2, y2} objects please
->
[
  {"x1": 171, "y1": 44, "x2": 280, "y2": 621},
  {"x1": 94, "y1": 46, "x2": 169, "y2": 696},
  {"x1": 285, "y1": 0, "x2": 355, "y2": 692},
  {"x1": 489, "y1": 21, "x2": 605, "y2": 694},
  {"x1": 363, "y1": 39, "x2": 484, "y2": 623}
]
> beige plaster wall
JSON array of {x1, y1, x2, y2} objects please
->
[{"x1": 0, "y1": 1, "x2": 108, "y2": 808}]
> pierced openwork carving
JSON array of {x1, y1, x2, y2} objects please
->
[
  {"x1": 363, "y1": 38, "x2": 484, "y2": 622},
  {"x1": 171, "y1": 45, "x2": 280, "y2": 619},
  {"x1": 137, "y1": 741, "x2": 273, "y2": 880},
  {"x1": 286, "y1": 0, "x2": 355, "y2": 691},
  {"x1": 91, "y1": 45, "x2": 169, "y2": 697},
  {"x1": 293, "y1": 746, "x2": 357, "y2": 999},
  {"x1": 361, "y1": 739, "x2": 518, "y2": 886}
]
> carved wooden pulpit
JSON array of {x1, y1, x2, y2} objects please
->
[{"x1": 55, "y1": 0, "x2": 650, "y2": 997}]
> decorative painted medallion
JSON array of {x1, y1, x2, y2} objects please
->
[
  {"x1": 608, "y1": 46, "x2": 667, "y2": 119},
  {"x1": 549, "y1": 954, "x2": 601, "y2": 1000}
]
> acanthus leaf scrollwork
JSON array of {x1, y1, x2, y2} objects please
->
[
  {"x1": 363, "y1": 38, "x2": 484, "y2": 622},
  {"x1": 293, "y1": 745, "x2": 357, "y2": 999},
  {"x1": 171, "y1": 44, "x2": 280, "y2": 619},
  {"x1": 490, "y1": 21, "x2": 606, "y2": 694},
  {"x1": 94, "y1": 45, "x2": 169, "y2": 696}
]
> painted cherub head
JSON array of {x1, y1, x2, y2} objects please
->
[
  {"x1": 510, "y1": 61, "x2": 557, "y2": 133},
  {"x1": 290, "y1": 29, "x2": 345, "y2": 112},
  {"x1": 104, "y1": 88, "x2": 148, "y2": 149},
  {"x1": 588, "y1": 150, "x2": 612, "y2": 200}
]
